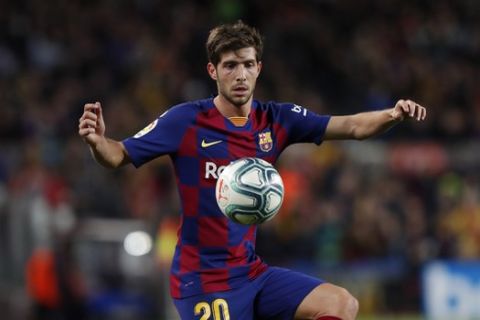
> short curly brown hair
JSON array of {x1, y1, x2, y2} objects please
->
[{"x1": 206, "y1": 20, "x2": 264, "y2": 66}]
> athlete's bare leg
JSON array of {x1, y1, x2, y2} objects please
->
[{"x1": 294, "y1": 283, "x2": 359, "y2": 320}]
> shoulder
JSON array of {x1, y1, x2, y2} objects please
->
[
  {"x1": 254, "y1": 100, "x2": 297, "y2": 117},
  {"x1": 255, "y1": 100, "x2": 295, "y2": 111},
  {"x1": 160, "y1": 98, "x2": 212, "y2": 121},
  {"x1": 167, "y1": 99, "x2": 210, "y2": 114}
]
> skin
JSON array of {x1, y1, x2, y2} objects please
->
[
  {"x1": 205, "y1": 47, "x2": 426, "y2": 142},
  {"x1": 206, "y1": 47, "x2": 262, "y2": 118},
  {"x1": 78, "y1": 46, "x2": 426, "y2": 169},
  {"x1": 78, "y1": 102, "x2": 129, "y2": 168},
  {"x1": 79, "y1": 45, "x2": 427, "y2": 320}
]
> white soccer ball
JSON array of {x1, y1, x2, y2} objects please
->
[{"x1": 215, "y1": 157, "x2": 284, "y2": 225}]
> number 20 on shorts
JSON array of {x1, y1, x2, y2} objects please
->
[{"x1": 194, "y1": 299, "x2": 230, "y2": 320}]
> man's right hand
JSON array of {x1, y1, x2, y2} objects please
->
[{"x1": 78, "y1": 102, "x2": 106, "y2": 146}]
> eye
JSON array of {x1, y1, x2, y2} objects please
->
[
  {"x1": 245, "y1": 61, "x2": 255, "y2": 68},
  {"x1": 224, "y1": 63, "x2": 236, "y2": 70}
]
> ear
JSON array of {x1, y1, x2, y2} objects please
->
[
  {"x1": 257, "y1": 61, "x2": 262, "y2": 76},
  {"x1": 207, "y1": 62, "x2": 217, "y2": 80}
]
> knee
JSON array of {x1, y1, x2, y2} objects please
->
[
  {"x1": 331, "y1": 287, "x2": 358, "y2": 320},
  {"x1": 317, "y1": 286, "x2": 358, "y2": 320},
  {"x1": 296, "y1": 284, "x2": 359, "y2": 320},
  {"x1": 344, "y1": 289, "x2": 359, "y2": 319}
]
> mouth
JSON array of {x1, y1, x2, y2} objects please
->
[{"x1": 232, "y1": 86, "x2": 249, "y2": 96}]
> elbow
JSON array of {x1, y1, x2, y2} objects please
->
[
  {"x1": 102, "y1": 161, "x2": 122, "y2": 169},
  {"x1": 351, "y1": 124, "x2": 381, "y2": 140},
  {"x1": 97, "y1": 159, "x2": 121, "y2": 169},
  {"x1": 108, "y1": 154, "x2": 130, "y2": 169},
  {"x1": 353, "y1": 132, "x2": 371, "y2": 140},
  {"x1": 94, "y1": 153, "x2": 127, "y2": 169},
  {"x1": 351, "y1": 126, "x2": 371, "y2": 140},
  {"x1": 91, "y1": 141, "x2": 130, "y2": 169}
]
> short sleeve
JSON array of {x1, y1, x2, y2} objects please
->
[
  {"x1": 275, "y1": 103, "x2": 331, "y2": 145},
  {"x1": 122, "y1": 104, "x2": 197, "y2": 167}
]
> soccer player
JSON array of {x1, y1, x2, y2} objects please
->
[{"x1": 78, "y1": 21, "x2": 426, "y2": 320}]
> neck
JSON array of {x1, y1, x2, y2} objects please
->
[{"x1": 213, "y1": 95, "x2": 252, "y2": 118}]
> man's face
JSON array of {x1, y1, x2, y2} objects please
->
[{"x1": 208, "y1": 47, "x2": 262, "y2": 107}]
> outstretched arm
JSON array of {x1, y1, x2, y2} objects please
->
[
  {"x1": 78, "y1": 102, "x2": 131, "y2": 168},
  {"x1": 323, "y1": 99, "x2": 427, "y2": 140}
]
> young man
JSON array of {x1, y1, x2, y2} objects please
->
[{"x1": 78, "y1": 21, "x2": 426, "y2": 320}]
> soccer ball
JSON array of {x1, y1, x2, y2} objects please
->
[{"x1": 215, "y1": 157, "x2": 284, "y2": 225}]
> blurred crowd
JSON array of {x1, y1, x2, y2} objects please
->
[{"x1": 1, "y1": 0, "x2": 480, "y2": 318}]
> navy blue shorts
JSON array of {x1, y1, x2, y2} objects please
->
[{"x1": 173, "y1": 266, "x2": 324, "y2": 319}]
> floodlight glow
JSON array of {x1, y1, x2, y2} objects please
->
[{"x1": 123, "y1": 231, "x2": 152, "y2": 256}]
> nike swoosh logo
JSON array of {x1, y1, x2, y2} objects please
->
[{"x1": 201, "y1": 139, "x2": 222, "y2": 148}]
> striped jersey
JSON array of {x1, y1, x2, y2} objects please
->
[{"x1": 122, "y1": 98, "x2": 330, "y2": 298}]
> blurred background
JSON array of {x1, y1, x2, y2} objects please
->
[{"x1": 1, "y1": 0, "x2": 479, "y2": 319}]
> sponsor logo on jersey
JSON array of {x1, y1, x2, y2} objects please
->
[
  {"x1": 201, "y1": 139, "x2": 222, "y2": 148},
  {"x1": 204, "y1": 161, "x2": 226, "y2": 179},
  {"x1": 258, "y1": 131, "x2": 273, "y2": 152},
  {"x1": 134, "y1": 119, "x2": 158, "y2": 138}
]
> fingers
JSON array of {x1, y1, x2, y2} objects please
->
[
  {"x1": 395, "y1": 99, "x2": 427, "y2": 121},
  {"x1": 78, "y1": 102, "x2": 102, "y2": 136},
  {"x1": 81, "y1": 104, "x2": 97, "y2": 122},
  {"x1": 78, "y1": 126, "x2": 95, "y2": 136},
  {"x1": 78, "y1": 118, "x2": 96, "y2": 136},
  {"x1": 417, "y1": 103, "x2": 427, "y2": 121},
  {"x1": 82, "y1": 102, "x2": 101, "y2": 120}
]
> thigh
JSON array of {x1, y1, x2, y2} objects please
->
[
  {"x1": 254, "y1": 267, "x2": 324, "y2": 320},
  {"x1": 173, "y1": 284, "x2": 255, "y2": 320}
]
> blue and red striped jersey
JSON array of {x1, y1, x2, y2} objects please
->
[{"x1": 122, "y1": 98, "x2": 330, "y2": 298}]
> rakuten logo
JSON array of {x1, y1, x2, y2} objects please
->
[
  {"x1": 204, "y1": 162, "x2": 227, "y2": 179},
  {"x1": 424, "y1": 262, "x2": 480, "y2": 319}
]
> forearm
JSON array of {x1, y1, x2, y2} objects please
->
[
  {"x1": 89, "y1": 137, "x2": 129, "y2": 168},
  {"x1": 350, "y1": 108, "x2": 400, "y2": 139},
  {"x1": 325, "y1": 108, "x2": 400, "y2": 140},
  {"x1": 325, "y1": 99, "x2": 426, "y2": 140}
]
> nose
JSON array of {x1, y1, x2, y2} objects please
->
[{"x1": 235, "y1": 65, "x2": 247, "y2": 81}]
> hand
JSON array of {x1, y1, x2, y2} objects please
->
[
  {"x1": 390, "y1": 99, "x2": 427, "y2": 122},
  {"x1": 78, "y1": 102, "x2": 106, "y2": 146}
]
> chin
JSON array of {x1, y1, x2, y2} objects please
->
[
  {"x1": 229, "y1": 95, "x2": 251, "y2": 106},
  {"x1": 235, "y1": 100, "x2": 250, "y2": 107}
]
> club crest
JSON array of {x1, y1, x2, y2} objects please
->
[{"x1": 258, "y1": 131, "x2": 273, "y2": 152}]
